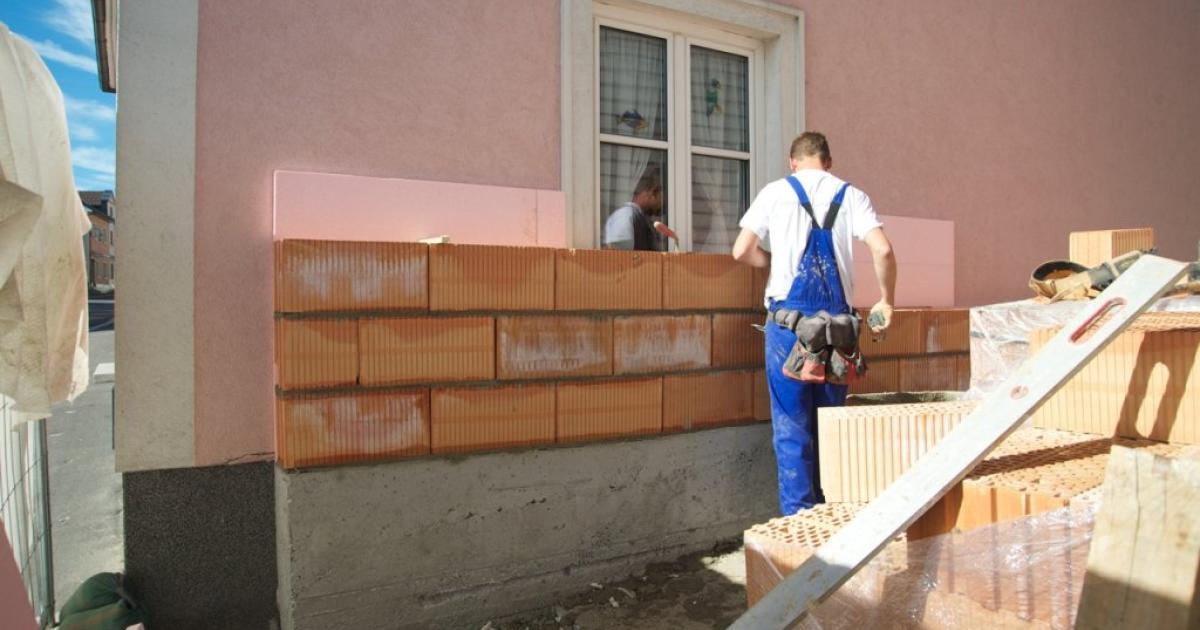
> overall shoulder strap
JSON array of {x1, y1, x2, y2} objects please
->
[
  {"x1": 785, "y1": 175, "x2": 818, "y2": 224},
  {"x1": 822, "y1": 182, "x2": 852, "y2": 231}
]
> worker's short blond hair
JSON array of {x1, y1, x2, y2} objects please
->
[{"x1": 790, "y1": 132, "x2": 831, "y2": 162}]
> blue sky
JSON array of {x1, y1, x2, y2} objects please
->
[{"x1": 2, "y1": 0, "x2": 116, "y2": 192}]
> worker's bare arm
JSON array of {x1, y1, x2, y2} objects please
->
[
  {"x1": 864, "y1": 227, "x2": 896, "y2": 332},
  {"x1": 732, "y1": 228, "x2": 770, "y2": 268}
]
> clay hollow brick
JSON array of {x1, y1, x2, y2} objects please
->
[
  {"x1": 712, "y1": 313, "x2": 765, "y2": 368},
  {"x1": 496, "y1": 315, "x2": 612, "y2": 380},
  {"x1": 613, "y1": 314, "x2": 711, "y2": 374},
  {"x1": 556, "y1": 378, "x2": 662, "y2": 443},
  {"x1": 274, "y1": 318, "x2": 358, "y2": 390},
  {"x1": 359, "y1": 317, "x2": 494, "y2": 385},
  {"x1": 276, "y1": 389, "x2": 430, "y2": 469},
  {"x1": 555, "y1": 248, "x2": 662, "y2": 311},
  {"x1": 274, "y1": 239, "x2": 428, "y2": 313},
  {"x1": 429, "y1": 243, "x2": 554, "y2": 311},
  {"x1": 663, "y1": 253, "x2": 755, "y2": 310},
  {"x1": 663, "y1": 371, "x2": 755, "y2": 432},
  {"x1": 430, "y1": 385, "x2": 555, "y2": 454},
  {"x1": 1068, "y1": 228, "x2": 1154, "y2": 268}
]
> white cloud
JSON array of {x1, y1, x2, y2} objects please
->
[
  {"x1": 72, "y1": 146, "x2": 115, "y2": 175},
  {"x1": 70, "y1": 122, "x2": 99, "y2": 142},
  {"x1": 64, "y1": 96, "x2": 115, "y2": 122},
  {"x1": 43, "y1": 0, "x2": 96, "y2": 47},
  {"x1": 28, "y1": 38, "x2": 96, "y2": 74},
  {"x1": 75, "y1": 172, "x2": 115, "y2": 191}
]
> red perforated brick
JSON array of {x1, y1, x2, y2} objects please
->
[
  {"x1": 923, "y1": 309, "x2": 970, "y2": 354},
  {"x1": 750, "y1": 266, "x2": 769, "y2": 311},
  {"x1": 1068, "y1": 228, "x2": 1154, "y2": 268},
  {"x1": 556, "y1": 378, "x2": 662, "y2": 443},
  {"x1": 430, "y1": 385, "x2": 555, "y2": 454},
  {"x1": 663, "y1": 253, "x2": 755, "y2": 309},
  {"x1": 359, "y1": 317, "x2": 494, "y2": 385},
  {"x1": 851, "y1": 357, "x2": 899, "y2": 394},
  {"x1": 753, "y1": 369, "x2": 771, "y2": 421},
  {"x1": 555, "y1": 249, "x2": 662, "y2": 310},
  {"x1": 274, "y1": 239, "x2": 428, "y2": 313},
  {"x1": 663, "y1": 371, "x2": 755, "y2": 432},
  {"x1": 496, "y1": 316, "x2": 612, "y2": 380},
  {"x1": 898, "y1": 354, "x2": 961, "y2": 392},
  {"x1": 276, "y1": 389, "x2": 430, "y2": 469},
  {"x1": 429, "y1": 244, "x2": 554, "y2": 311},
  {"x1": 712, "y1": 313, "x2": 765, "y2": 368},
  {"x1": 858, "y1": 308, "x2": 926, "y2": 357},
  {"x1": 274, "y1": 318, "x2": 358, "y2": 390},
  {"x1": 613, "y1": 315, "x2": 711, "y2": 374},
  {"x1": 1030, "y1": 312, "x2": 1200, "y2": 444}
]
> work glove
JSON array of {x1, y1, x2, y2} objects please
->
[{"x1": 867, "y1": 301, "x2": 893, "y2": 336}]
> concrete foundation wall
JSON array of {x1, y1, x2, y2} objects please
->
[{"x1": 276, "y1": 424, "x2": 778, "y2": 630}]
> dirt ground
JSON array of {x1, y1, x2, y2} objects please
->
[{"x1": 488, "y1": 542, "x2": 749, "y2": 630}]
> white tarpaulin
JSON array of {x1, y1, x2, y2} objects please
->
[{"x1": 0, "y1": 23, "x2": 91, "y2": 420}]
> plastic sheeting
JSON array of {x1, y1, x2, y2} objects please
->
[
  {"x1": 0, "y1": 24, "x2": 91, "y2": 418},
  {"x1": 747, "y1": 504, "x2": 1098, "y2": 629},
  {"x1": 968, "y1": 295, "x2": 1200, "y2": 395}
]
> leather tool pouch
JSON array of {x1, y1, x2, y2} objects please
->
[{"x1": 778, "y1": 310, "x2": 868, "y2": 384}]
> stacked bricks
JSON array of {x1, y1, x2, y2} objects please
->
[
  {"x1": 746, "y1": 427, "x2": 1183, "y2": 623},
  {"x1": 1067, "y1": 227, "x2": 1154, "y2": 268},
  {"x1": 1028, "y1": 311, "x2": 1200, "y2": 445},
  {"x1": 818, "y1": 400, "x2": 981, "y2": 503},
  {"x1": 274, "y1": 241, "x2": 770, "y2": 469},
  {"x1": 853, "y1": 308, "x2": 972, "y2": 394}
]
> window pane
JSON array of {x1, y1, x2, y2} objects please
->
[
  {"x1": 690, "y1": 46, "x2": 749, "y2": 152},
  {"x1": 600, "y1": 143, "x2": 668, "y2": 250},
  {"x1": 691, "y1": 155, "x2": 748, "y2": 253},
  {"x1": 599, "y1": 27, "x2": 668, "y2": 141}
]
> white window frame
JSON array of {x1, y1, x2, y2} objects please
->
[{"x1": 562, "y1": 0, "x2": 805, "y2": 249}]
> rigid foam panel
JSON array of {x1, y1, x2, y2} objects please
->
[
  {"x1": 818, "y1": 400, "x2": 981, "y2": 503},
  {"x1": 662, "y1": 253, "x2": 755, "y2": 310},
  {"x1": 359, "y1": 317, "x2": 494, "y2": 385},
  {"x1": 429, "y1": 244, "x2": 554, "y2": 310},
  {"x1": 1067, "y1": 228, "x2": 1154, "y2": 268},
  {"x1": 276, "y1": 389, "x2": 430, "y2": 469},
  {"x1": 556, "y1": 378, "x2": 662, "y2": 443},
  {"x1": 1029, "y1": 312, "x2": 1200, "y2": 444},
  {"x1": 274, "y1": 239, "x2": 428, "y2": 313},
  {"x1": 613, "y1": 314, "x2": 711, "y2": 374},
  {"x1": 711, "y1": 313, "x2": 765, "y2": 368},
  {"x1": 495, "y1": 315, "x2": 613, "y2": 380},
  {"x1": 555, "y1": 248, "x2": 662, "y2": 310},
  {"x1": 662, "y1": 371, "x2": 755, "y2": 432},
  {"x1": 273, "y1": 318, "x2": 358, "y2": 390},
  {"x1": 430, "y1": 385, "x2": 555, "y2": 454}
]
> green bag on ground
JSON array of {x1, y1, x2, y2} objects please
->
[{"x1": 59, "y1": 572, "x2": 146, "y2": 630}]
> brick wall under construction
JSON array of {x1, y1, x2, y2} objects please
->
[{"x1": 273, "y1": 240, "x2": 971, "y2": 469}]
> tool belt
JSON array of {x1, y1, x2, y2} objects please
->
[{"x1": 771, "y1": 309, "x2": 867, "y2": 385}]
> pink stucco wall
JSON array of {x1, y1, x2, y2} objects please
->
[
  {"x1": 193, "y1": 0, "x2": 560, "y2": 464},
  {"x1": 193, "y1": 0, "x2": 1199, "y2": 464},
  {"x1": 775, "y1": 0, "x2": 1200, "y2": 306}
]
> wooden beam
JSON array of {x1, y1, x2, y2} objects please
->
[
  {"x1": 1075, "y1": 446, "x2": 1200, "y2": 629},
  {"x1": 730, "y1": 255, "x2": 1190, "y2": 629}
]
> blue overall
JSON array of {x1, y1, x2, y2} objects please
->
[{"x1": 765, "y1": 176, "x2": 853, "y2": 515}]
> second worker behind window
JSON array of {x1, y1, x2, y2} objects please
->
[{"x1": 602, "y1": 174, "x2": 673, "y2": 251}]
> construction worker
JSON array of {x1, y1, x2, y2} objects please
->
[
  {"x1": 603, "y1": 174, "x2": 668, "y2": 251},
  {"x1": 733, "y1": 132, "x2": 897, "y2": 515}
]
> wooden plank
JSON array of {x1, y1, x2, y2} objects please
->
[
  {"x1": 729, "y1": 255, "x2": 1189, "y2": 630},
  {"x1": 1075, "y1": 446, "x2": 1200, "y2": 630}
]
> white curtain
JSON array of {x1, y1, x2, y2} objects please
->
[
  {"x1": 599, "y1": 27, "x2": 668, "y2": 240},
  {"x1": 690, "y1": 46, "x2": 749, "y2": 253}
]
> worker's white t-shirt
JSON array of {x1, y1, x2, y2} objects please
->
[{"x1": 739, "y1": 169, "x2": 883, "y2": 307}]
